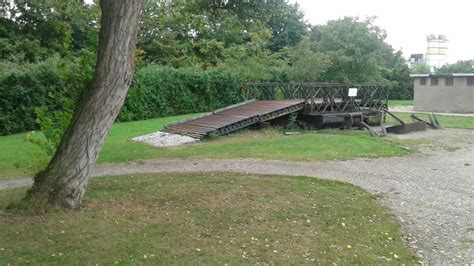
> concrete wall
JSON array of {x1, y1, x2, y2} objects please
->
[{"x1": 414, "y1": 76, "x2": 474, "y2": 113}]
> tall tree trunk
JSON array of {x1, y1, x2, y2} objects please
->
[{"x1": 26, "y1": 0, "x2": 142, "y2": 209}]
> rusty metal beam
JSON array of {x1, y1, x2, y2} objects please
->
[{"x1": 243, "y1": 83, "x2": 388, "y2": 115}]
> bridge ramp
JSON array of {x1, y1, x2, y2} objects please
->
[{"x1": 164, "y1": 100, "x2": 304, "y2": 139}]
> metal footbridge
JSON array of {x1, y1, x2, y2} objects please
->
[
  {"x1": 164, "y1": 83, "x2": 388, "y2": 139},
  {"x1": 164, "y1": 100, "x2": 305, "y2": 139}
]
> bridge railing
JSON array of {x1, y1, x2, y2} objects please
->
[{"x1": 242, "y1": 83, "x2": 388, "y2": 114}]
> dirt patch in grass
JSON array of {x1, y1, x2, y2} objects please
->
[{"x1": 0, "y1": 173, "x2": 418, "y2": 264}]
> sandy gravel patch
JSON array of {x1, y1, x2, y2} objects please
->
[{"x1": 131, "y1": 131, "x2": 198, "y2": 147}]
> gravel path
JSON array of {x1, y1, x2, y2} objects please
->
[{"x1": 1, "y1": 128, "x2": 473, "y2": 264}]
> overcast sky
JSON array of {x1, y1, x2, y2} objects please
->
[{"x1": 291, "y1": 0, "x2": 474, "y2": 63}]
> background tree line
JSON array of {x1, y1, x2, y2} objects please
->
[
  {"x1": 1, "y1": 0, "x2": 414, "y2": 135},
  {"x1": 410, "y1": 60, "x2": 474, "y2": 74}
]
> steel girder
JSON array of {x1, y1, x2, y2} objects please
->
[{"x1": 243, "y1": 83, "x2": 388, "y2": 115}]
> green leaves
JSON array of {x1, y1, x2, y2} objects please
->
[
  {"x1": 437, "y1": 60, "x2": 474, "y2": 73},
  {"x1": 32, "y1": 107, "x2": 72, "y2": 156},
  {"x1": 137, "y1": 1, "x2": 308, "y2": 66},
  {"x1": 118, "y1": 65, "x2": 242, "y2": 122},
  {"x1": 0, "y1": 52, "x2": 94, "y2": 135},
  {"x1": 310, "y1": 17, "x2": 412, "y2": 99},
  {"x1": 1, "y1": 0, "x2": 99, "y2": 63},
  {"x1": 287, "y1": 37, "x2": 331, "y2": 82}
]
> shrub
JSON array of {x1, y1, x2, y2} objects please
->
[
  {"x1": 118, "y1": 65, "x2": 243, "y2": 121},
  {"x1": 0, "y1": 61, "x2": 245, "y2": 135},
  {"x1": 0, "y1": 60, "x2": 66, "y2": 135},
  {"x1": 21, "y1": 107, "x2": 72, "y2": 175},
  {"x1": 0, "y1": 51, "x2": 95, "y2": 135}
]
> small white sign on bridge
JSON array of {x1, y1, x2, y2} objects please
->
[{"x1": 348, "y1": 87, "x2": 358, "y2": 97}]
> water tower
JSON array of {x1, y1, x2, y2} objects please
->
[{"x1": 425, "y1": 34, "x2": 448, "y2": 71}]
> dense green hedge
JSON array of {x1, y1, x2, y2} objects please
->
[
  {"x1": 0, "y1": 59, "x2": 411, "y2": 136},
  {"x1": 0, "y1": 52, "x2": 94, "y2": 136},
  {"x1": 0, "y1": 62, "x2": 67, "y2": 135},
  {"x1": 118, "y1": 65, "x2": 243, "y2": 121},
  {"x1": 0, "y1": 63, "x2": 245, "y2": 135}
]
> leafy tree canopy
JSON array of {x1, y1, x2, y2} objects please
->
[
  {"x1": 0, "y1": 0, "x2": 425, "y2": 137},
  {"x1": 0, "y1": 0, "x2": 99, "y2": 63},
  {"x1": 410, "y1": 63, "x2": 430, "y2": 74},
  {"x1": 437, "y1": 60, "x2": 474, "y2": 73}
]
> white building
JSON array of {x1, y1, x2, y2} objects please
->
[
  {"x1": 408, "y1": 34, "x2": 449, "y2": 72},
  {"x1": 425, "y1": 34, "x2": 448, "y2": 71}
]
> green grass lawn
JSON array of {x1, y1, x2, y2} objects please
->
[
  {"x1": 387, "y1": 112, "x2": 474, "y2": 129},
  {"x1": 1, "y1": 111, "x2": 472, "y2": 180},
  {"x1": 121, "y1": 129, "x2": 407, "y2": 162},
  {"x1": 0, "y1": 173, "x2": 418, "y2": 264},
  {"x1": 0, "y1": 132, "x2": 41, "y2": 179},
  {"x1": 0, "y1": 114, "x2": 196, "y2": 179},
  {"x1": 388, "y1": 100, "x2": 413, "y2": 107},
  {"x1": 386, "y1": 100, "x2": 474, "y2": 128},
  {"x1": 0, "y1": 119, "x2": 408, "y2": 180}
]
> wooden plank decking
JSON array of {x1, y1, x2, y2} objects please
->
[{"x1": 164, "y1": 100, "x2": 305, "y2": 139}]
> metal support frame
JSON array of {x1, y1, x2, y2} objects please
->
[
  {"x1": 165, "y1": 83, "x2": 389, "y2": 139},
  {"x1": 360, "y1": 113, "x2": 387, "y2": 137},
  {"x1": 360, "y1": 121, "x2": 379, "y2": 137},
  {"x1": 384, "y1": 109, "x2": 405, "y2": 125},
  {"x1": 243, "y1": 83, "x2": 389, "y2": 115},
  {"x1": 361, "y1": 109, "x2": 442, "y2": 137},
  {"x1": 383, "y1": 110, "x2": 431, "y2": 134},
  {"x1": 411, "y1": 113, "x2": 440, "y2": 129}
]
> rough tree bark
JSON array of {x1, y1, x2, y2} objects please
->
[{"x1": 26, "y1": 0, "x2": 143, "y2": 209}]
